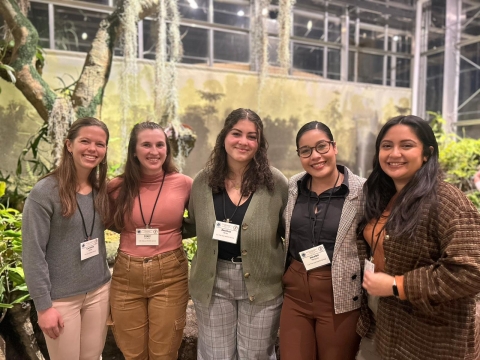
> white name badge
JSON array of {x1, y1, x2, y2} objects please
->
[
  {"x1": 299, "y1": 245, "x2": 331, "y2": 271},
  {"x1": 80, "y1": 238, "x2": 99, "y2": 261},
  {"x1": 364, "y1": 259, "x2": 375, "y2": 273},
  {"x1": 212, "y1": 221, "x2": 240, "y2": 244},
  {"x1": 136, "y1": 228, "x2": 159, "y2": 246}
]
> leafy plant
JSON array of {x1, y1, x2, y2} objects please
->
[
  {"x1": 182, "y1": 237, "x2": 197, "y2": 262},
  {"x1": 0, "y1": 198, "x2": 30, "y2": 322},
  {"x1": 429, "y1": 112, "x2": 480, "y2": 193}
]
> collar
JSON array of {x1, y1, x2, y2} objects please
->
[{"x1": 297, "y1": 165, "x2": 349, "y2": 197}]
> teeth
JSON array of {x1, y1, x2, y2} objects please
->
[{"x1": 389, "y1": 162, "x2": 404, "y2": 166}]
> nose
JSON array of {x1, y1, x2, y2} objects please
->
[{"x1": 390, "y1": 146, "x2": 401, "y2": 157}]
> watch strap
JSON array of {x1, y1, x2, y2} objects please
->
[{"x1": 392, "y1": 276, "x2": 400, "y2": 298}]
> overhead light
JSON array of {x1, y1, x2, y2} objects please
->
[
  {"x1": 188, "y1": 0, "x2": 198, "y2": 9},
  {"x1": 237, "y1": 10, "x2": 245, "y2": 16},
  {"x1": 262, "y1": 8, "x2": 268, "y2": 16},
  {"x1": 81, "y1": 32, "x2": 88, "y2": 40},
  {"x1": 393, "y1": 35, "x2": 399, "y2": 41},
  {"x1": 307, "y1": 20, "x2": 312, "y2": 31}
]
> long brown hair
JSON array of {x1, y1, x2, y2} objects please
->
[
  {"x1": 206, "y1": 108, "x2": 274, "y2": 195},
  {"x1": 47, "y1": 117, "x2": 110, "y2": 220},
  {"x1": 111, "y1": 122, "x2": 177, "y2": 230}
]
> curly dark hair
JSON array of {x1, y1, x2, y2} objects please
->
[{"x1": 206, "y1": 108, "x2": 274, "y2": 195}]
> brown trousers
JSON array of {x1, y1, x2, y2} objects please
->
[
  {"x1": 110, "y1": 247, "x2": 189, "y2": 360},
  {"x1": 280, "y1": 259, "x2": 360, "y2": 360}
]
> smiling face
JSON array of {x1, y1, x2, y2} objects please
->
[
  {"x1": 224, "y1": 119, "x2": 259, "y2": 167},
  {"x1": 135, "y1": 129, "x2": 167, "y2": 176},
  {"x1": 297, "y1": 129, "x2": 337, "y2": 181},
  {"x1": 66, "y1": 125, "x2": 107, "y2": 175},
  {"x1": 379, "y1": 124, "x2": 427, "y2": 191}
]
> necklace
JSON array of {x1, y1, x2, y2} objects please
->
[{"x1": 228, "y1": 178, "x2": 241, "y2": 190}]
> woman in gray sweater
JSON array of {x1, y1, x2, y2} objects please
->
[
  {"x1": 186, "y1": 108, "x2": 288, "y2": 360},
  {"x1": 22, "y1": 117, "x2": 111, "y2": 360}
]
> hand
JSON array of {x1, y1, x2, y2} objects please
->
[
  {"x1": 38, "y1": 307, "x2": 64, "y2": 340},
  {"x1": 363, "y1": 271, "x2": 395, "y2": 297}
]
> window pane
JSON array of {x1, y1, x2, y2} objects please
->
[
  {"x1": 348, "y1": 51, "x2": 355, "y2": 81},
  {"x1": 357, "y1": 53, "x2": 383, "y2": 85},
  {"x1": 349, "y1": 23, "x2": 356, "y2": 46},
  {"x1": 327, "y1": 19, "x2": 341, "y2": 43},
  {"x1": 293, "y1": 14, "x2": 324, "y2": 41},
  {"x1": 293, "y1": 44, "x2": 323, "y2": 76},
  {"x1": 143, "y1": 21, "x2": 208, "y2": 64},
  {"x1": 428, "y1": 30, "x2": 444, "y2": 50},
  {"x1": 459, "y1": 44, "x2": 480, "y2": 121},
  {"x1": 214, "y1": 1, "x2": 249, "y2": 29},
  {"x1": 358, "y1": 28, "x2": 384, "y2": 50},
  {"x1": 395, "y1": 58, "x2": 410, "y2": 88},
  {"x1": 268, "y1": 37, "x2": 280, "y2": 66},
  {"x1": 178, "y1": 0, "x2": 209, "y2": 21},
  {"x1": 54, "y1": 6, "x2": 108, "y2": 52},
  {"x1": 327, "y1": 48, "x2": 340, "y2": 80},
  {"x1": 388, "y1": 34, "x2": 411, "y2": 53},
  {"x1": 28, "y1": 2, "x2": 50, "y2": 49},
  {"x1": 426, "y1": 53, "x2": 444, "y2": 113},
  {"x1": 213, "y1": 31, "x2": 249, "y2": 63}
]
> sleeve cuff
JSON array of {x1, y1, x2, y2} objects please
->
[
  {"x1": 33, "y1": 294, "x2": 53, "y2": 312},
  {"x1": 396, "y1": 275, "x2": 406, "y2": 300}
]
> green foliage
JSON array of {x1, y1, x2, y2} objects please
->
[
  {"x1": 429, "y1": 112, "x2": 480, "y2": 193},
  {"x1": 0, "y1": 204, "x2": 30, "y2": 321},
  {"x1": 182, "y1": 237, "x2": 197, "y2": 262}
]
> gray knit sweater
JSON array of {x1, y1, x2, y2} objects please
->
[{"x1": 22, "y1": 176, "x2": 111, "y2": 311}]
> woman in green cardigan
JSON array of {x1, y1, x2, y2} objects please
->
[{"x1": 186, "y1": 108, "x2": 288, "y2": 360}]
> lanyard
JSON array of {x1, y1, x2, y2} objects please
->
[
  {"x1": 369, "y1": 217, "x2": 385, "y2": 262},
  {"x1": 138, "y1": 172, "x2": 166, "y2": 228},
  {"x1": 308, "y1": 171, "x2": 340, "y2": 247},
  {"x1": 223, "y1": 189, "x2": 243, "y2": 223},
  {"x1": 77, "y1": 190, "x2": 96, "y2": 241}
]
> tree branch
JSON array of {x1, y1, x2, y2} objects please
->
[
  {"x1": 72, "y1": 0, "x2": 160, "y2": 118},
  {"x1": 0, "y1": 0, "x2": 56, "y2": 121}
]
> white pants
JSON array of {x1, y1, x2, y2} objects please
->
[{"x1": 44, "y1": 281, "x2": 110, "y2": 360}]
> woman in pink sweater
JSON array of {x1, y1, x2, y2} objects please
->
[{"x1": 108, "y1": 122, "x2": 193, "y2": 360}]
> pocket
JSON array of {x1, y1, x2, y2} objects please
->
[
  {"x1": 168, "y1": 313, "x2": 187, "y2": 353},
  {"x1": 282, "y1": 266, "x2": 310, "y2": 303}
]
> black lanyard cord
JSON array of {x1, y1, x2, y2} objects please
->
[
  {"x1": 309, "y1": 171, "x2": 341, "y2": 247},
  {"x1": 138, "y1": 172, "x2": 167, "y2": 228},
  {"x1": 369, "y1": 217, "x2": 385, "y2": 261},
  {"x1": 223, "y1": 189, "x2": 243, "y2": 223},
  {"x1": 77, "y1": 190, "x2": 96, "y2": 241}
]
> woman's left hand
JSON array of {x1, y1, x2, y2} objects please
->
[{"x1": 363, "y1": 271, "x2": 395, "y2": 297}]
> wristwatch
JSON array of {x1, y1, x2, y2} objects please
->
[{"x1": 392, "y1": 276, "x2": 400, "y2": 298}]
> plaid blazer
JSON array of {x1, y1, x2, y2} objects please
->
[
  {"x1": 356, "y1": 181, "x2": 480, "y2": 360},
  {"x1": 283, "y1": 166, "x2": 365, "y2": 314}
]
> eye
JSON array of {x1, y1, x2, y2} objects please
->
[
  {"x1": 97, "y1": 143, "x2": 106, "y2": 148},
  {"x1": 231, "y1": 132, "x2": 241, "y2": 137},
  {"x1": 247, "y1": 135, "x2": 258, "y2": 140},
  {"x1": 157, "y1": 142, "x2": 165, "y2": 148},
  {"x1": 316, "y1": 143, "x2": 328, "y2": 151},
  {"x1": 80, "y1": 139, "x2": 89, "y2": 144},
  {"x1": 298, "y1": 147, "x2": 311, "y2": 156},
  {"x1": 381, "y1": 143, "x2": 392, "y2": 149}
]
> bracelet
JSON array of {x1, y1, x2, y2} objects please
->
[{"x1": 392, "y1": 276, "x2": 400, "y2": 298}]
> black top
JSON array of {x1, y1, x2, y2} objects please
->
[
  {"x1": 288, "y1": 166, "x2": 349, "y2": 262},
  {"x1": 213, "y1": 189, "x2": 253, "y2": 261}
]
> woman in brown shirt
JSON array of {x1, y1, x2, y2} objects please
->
[{"x1": 356, "y1": 115, "x2": 480, "y2": 360}]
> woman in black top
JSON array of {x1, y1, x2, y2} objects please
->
[{"x1": 280, "y1": 121, "x2": 365, "y2": 360}]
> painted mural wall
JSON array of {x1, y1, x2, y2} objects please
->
[{"x1": 0, "y1": 50, "x2": 411, "y2": 180}]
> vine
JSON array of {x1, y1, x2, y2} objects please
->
[
  {"x1": 252, "y1": 0, "x2": 271, "y2": 89},
  {"x1": 119, "y1": 0, "x2": 140, "y2": 160},
  {"x1": 278, "y1": 0, "x2": 295, "y2": 74},
  {"x1": 48, "y1": 97, "x2": 75, "y2": 166}
]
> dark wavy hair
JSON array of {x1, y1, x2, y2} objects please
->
[
  {"x1": 111, "y1": 121, "x2": 178, "y2": 230},
  {"x1": 360, "y1": 115, "x2": 440, "y2": 239},
  {"x1": 206, "y1": 108, "x2": 274, "y2": 195},
  {"x1": 47, "y1": 117, "x2": 110, "y2": 220}
]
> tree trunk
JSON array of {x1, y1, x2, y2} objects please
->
[{"x1": 8, "y1": 303, "x2": 45, "y2": 360}]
